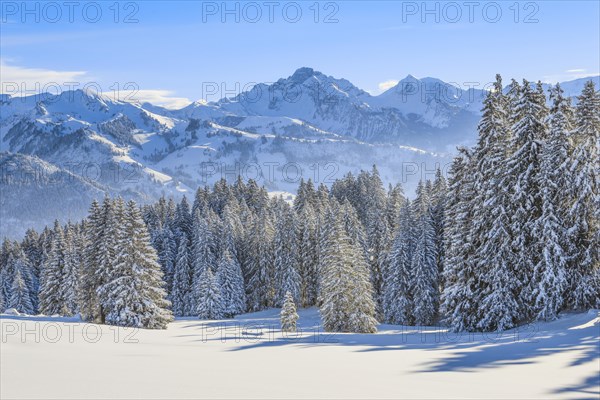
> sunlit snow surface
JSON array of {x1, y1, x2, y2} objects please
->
[{"x1": 1, "y1": 308, "x2": 598, "y2": 399}]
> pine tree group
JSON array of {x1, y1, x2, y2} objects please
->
[
  {"x1": 319, "y1": 218, "x2": 377, "y2": 333},
  {"x1": 1, "y1": 79, "x2": 597, "y2": 334},
  {"x1": 442, "y1": 77, "x2": 599, "y2": 331},
  {"x1": 280, "y1": 291, "x2": 299, "y2": 333}
]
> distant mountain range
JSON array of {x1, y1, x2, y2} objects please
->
[{"x1": 1, "y1": 68, "x2": 598, "y2": 238}]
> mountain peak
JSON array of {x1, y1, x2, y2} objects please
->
[{"x1": 290, "y1": 67, "x2": 318, "y2": 83}]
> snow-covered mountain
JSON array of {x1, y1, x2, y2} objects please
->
[
  {"x1": 178, "y1": 68, "x2": 484, "y2": 150},
  {"x1": 1, "y1": 69, "x2": 597, "y2": 238},
  {"x1": 0, "y1": 152, "x2": 107, "y2": 236}
]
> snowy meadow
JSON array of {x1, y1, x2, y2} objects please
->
[
  {"x1": 2, "y1": 0, "x2": 600, "y2": 397},
  {"x1": 1, "y1": 308, "x2": 598, "y2": 399},
  {"x1": 1, "y1": 76, "x2": 599, "y2": 398}
]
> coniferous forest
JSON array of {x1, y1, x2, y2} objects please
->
[{"x1": 1, "y1": 77, "x2": 598, "y2": 333}]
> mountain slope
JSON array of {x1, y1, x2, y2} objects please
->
[
  {"x1": 0, "y1": 152, "x2": 108, "y2": 237},
  {"x1": 1, "y1": 69, "x2": 597, "y2": 238}
]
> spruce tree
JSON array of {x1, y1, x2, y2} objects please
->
[
  {"x1": 104, "y1": 201, "x2": 173, "y2": 329},
  {"x1": 566, "y1": 80, "x2": 600, "y2": 310},
  {"x1": 9, "y1": 268, "x2": 34, "y2": 314},
  {"x1": 280, "y1": 291, "x2": 299, "y2": 333},
  {"x1": 411, "y1": 194, "x2": 438, "y2": 326},
  {"x1": 175, "y1": 196, "x2": 194, "y2": 247},
  {"x1": 246, "y1": 211, "x2": 275, "y2": 311},
  {"x1": 7, "y1": 246, "x2": 37, "y2": 315},
  {"x1": 0, "y1": 239, "x2": 15, "y2": 305},
  {"x1": 531, "y1": 84, "x2": 572, "y2": 320},
  {"x1": 95, "y1": 197, "x2": 123, "y2": 323},
  {"x1": 191, "y1": 211, "x2": 217, "y2": 299},
  {"x1": 385, "y1": 183, "x2": 405, "y2": 233},
  {"x1": 63, "y1": 223, "x2": 80, "y2": 315},
  {"x1": 157, "y1": 228, "x2": 176, "y2": 293},
  {"x1": 383, "y1": 200, "x2": 415, "y2": 325},
  {"x1": 431, "y1": 168, "x2": 447, "y2": 285},
  {"x1": 317, "y1": 201, "x2": 338, "y2": 303},
  {"x1": 472, "y1": 75, "x2": 521, "y2": 331},
  {"x1": 171, "y1": 236, "x2": 192, "y2": 316},
  {"x1": 39, "y1": 222, "x2": 69, "y2": 316},
  {"x1": 197, "y1": 267, "x2": 224, "y2": 320},
  {"x1": 21, "y1": 228, "x2": 42, "y2": 312},
  {"x1": 440, "y1": 149, "x2": 480, "y2": 331},
  {"x1": 216, "y1": 249, "x2": 246, "y2": 317},
  {"x1": 79, "y1": 199, "x2": 102, "y2": 322},
  {"x1": 273, "y1": 201, "x2": 300, "y2": 306},
  {"x1": 319, "y1": 217, "x2": 377, "y2": 333},
  {"x1": 363, "y1": 166, "x2": 389, "y2": 306},
  {"x1": 506, "y1": 80, "x2": 548, "y2": 320},
  {"x1": 297, "y1": 205, "x2": 319, "y2": 307}
]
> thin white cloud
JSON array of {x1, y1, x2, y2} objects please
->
[
  {"x1": 541, "y1": 69, "x2": 598, "y2": 84},
  {"x1": 378, "y1": 80, "x2": 399, "y2": 92},
  {"x1": 0, "y1": 60, "x2": 88, "y2": 94},
  {"x1": 121, "y1": 90, "x2": 192, "y2": 109},
  {"x1": 0, "y1": 60, "x2": 191, "y2": 109}
]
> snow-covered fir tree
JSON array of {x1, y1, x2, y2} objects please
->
[
  {"x1": 21, "y1": 228, "x2": 42, "y2": 313},
  {"x1": 156, "y1": 227, "x2": 176, "y2": 294},
  {"x1": 9, "y1": 268, "x2": 34, "y2": 314},
  {"x1": 62, "y1": 223, "x2": 80, "y2": 315},
  {"x1": 362, "y1": 166, "x2": 390, "y2": 308},
  {"x1": 216, "y1": 249, "x2": 246, "y2": 317},
  {"x1": 280, "y1": 291, "x2": 299, "y2": 333},
  {"x1": 273, "y1": 200, "x2": 300, "y2": 306},
  {"x1": 175, "y1": 195, "x2": 194, "y2": 249},
  {"x1": 565, "y1": 80, "x2": 600, "y2": 310},
  {"x1": 411, "y1": 182, "x2": 439, "y2": 326},
  {"x1": 385, "y1": 183, "x2": 405, "y2": 233},
  {"x1": 95, "y1": 197, "x2": 125, "y2": 323},
  {"x1": 472, "y1": 75, "x2": 521, "y2": 332},
  {"x1": 530, "y1": 84, "x2": 572, "y2": 320},
  {"x1": 440, "y1": 148, "x2": 480, "y2": 331},
  {"x1": 506, "y1": 80, "x2": 548, "y2": 320},
  {"x1": 319, "y1": 217, "x2": 377, "y2": 333},
  {"x1": 297, "y1": 204, "x2": 319, "y2": 307},
  {"x1": 79, "y1": 199, "x2": 102, "y2": 322},
  {"x1": 246, "y1": 211, "x2": 275, "y2": 311},
  {"x1": 294, "y1": 178, "x2": 318, "y2": 214},
  {"x1": 316, "y1": 200, "x2": 338, "y2": 303},
  {"x1": 431, "y1": 168, "x2": 447, "y2": 286},
  {"x1": 339, "y1": 200, "x2": 369, "y2": 261},
  {"x1": 171, "y1": 236, "x2": 192, "y2": 316},
  {"x1": 103, "y1": 201, "x2": 173, "y2": 329},
  {"x1": 0, "y1": 239, "x2": 15, "y2": 307},
  {"x1": 383, "y1": 200, "x2": 415, "y2": 325},
  {"x1": 5, "y1": 246, "x2": 37, "y2": 314},
  {"x1": 39, "y1": 221, "x2": 70, "y2": 316},
  {"x1": 190, "y1": 210, "x2": 216, "y2": 312},
  {"x1": 196, "y1": 267, "x2": 224, "y2": 320}
]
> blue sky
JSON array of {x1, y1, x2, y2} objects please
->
[{"x1": 1, "y1": 1, "x2": 599, "y2": 108}]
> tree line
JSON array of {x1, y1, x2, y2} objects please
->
[
  {"x1": 441, "y1": 77, "x2": 598, "y2": 331},
  {"x1": 0, "y1": 77, "x2": 597, "y2": 332}
]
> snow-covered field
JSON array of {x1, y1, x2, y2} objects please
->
[{"x1": 1, "y1": 308, "x2": 598, "y2": 399}]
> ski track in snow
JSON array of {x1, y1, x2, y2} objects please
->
[{"x1": 1, "y1": 308, "x2": 598, "y2": 399}]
